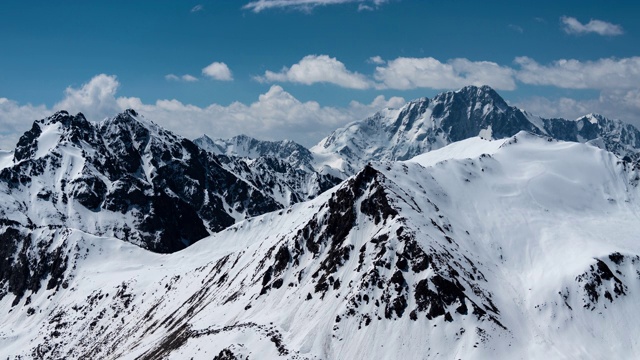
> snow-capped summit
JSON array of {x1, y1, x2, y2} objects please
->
[
  {"x1": 311, "y1": 85, "x2": 541, "y2": 175},
  {"x1": 311, "y1": 85, "x2": 640, "y2": 175}
]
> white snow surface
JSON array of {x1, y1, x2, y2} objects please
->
[{"x1": 2, "y1": 133, "x2": 640, "y2": 359}]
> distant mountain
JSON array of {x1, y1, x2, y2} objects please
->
[
  {"x1": 195, "y1": 134, "x2": 341, "y2": 206},
  {"x1": 194, "y1": 134, "x2": 315, "y2": 171},
  {"x1": 311, "y1": 85, "x2": 640, "y2": 175},
  {"x1": 3, "y1": 133, "x2": 640, "y2": 359}
]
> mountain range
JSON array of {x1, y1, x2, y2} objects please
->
[{"x1": 1, "y1": 86, "x2": 640, "y2": 359}]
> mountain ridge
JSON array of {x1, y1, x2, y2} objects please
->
[
  {"x1": 191, "y1": 86, "x2": 640, "y2": 178},
  {"x1": 2, "y1": 86, "x2": 640, "y2": 359},
  {"x1": 2, "y1": 133, "x2": 640, "y2": 358}
]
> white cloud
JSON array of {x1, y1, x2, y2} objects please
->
[
  {"x1": 258, "y1": 55, "x2": 372, "y2": 89},
  {"x1": 53, "y1": 74, "x2": 122, "y2": 121},
  {"x1": 118, "y1": 85, "x2": 405, "y2": 146},
  {"x1": 243, "y1": 0, "x2": 388, "y2": 13},
  {"x1": 0, "y1": 98, "x2": 50, "y2": 149},
  {"x1": 368, "y1": 55, "x2": 385, "y2": 65},
  {"x1": 182, "y1": 74, "x2": 198, "y2": 82},
  {"x1": 373, "y1": 57, "x2": 516, "y2": 90},
  {"x1": 165, "y1": 74, "x2": 199, "y2": 82},
  {"x1": 515, "y1": 56, "x2": 640, "y2": 89},
  {"x1": 191, "y1": 4, "x2": 204, "y2": 12},
  {"x1": 202, "y1": 62, "x2": 233, "y2": 81},
  {"x1": 561, "y1": 16, "x2": 623, "y2": 36},
  {"x1": 0, "y1": 74, "x2": 407, "y2": 150}
]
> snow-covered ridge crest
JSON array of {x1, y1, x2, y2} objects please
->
[{"x1": 2, "y1": 135, "x2": 640, "y2": 358}]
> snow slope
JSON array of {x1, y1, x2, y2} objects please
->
[{"x1": 2, "y1": 133, "x2": 640, "y2": 359}]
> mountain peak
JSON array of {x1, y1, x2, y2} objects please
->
[
  {"x1": 40, "y1": 110, "x2": 89, "y2": 128},
  {"x1": 442, "y1": 85, "x2": 508, "y2": 108}
]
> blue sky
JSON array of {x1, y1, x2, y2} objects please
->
[{"x1": 1, "y1": 0, "x2": 639, "y2": 148}]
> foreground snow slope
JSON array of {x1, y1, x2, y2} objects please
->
[{"x1": 2, "y1": 133, "x2": 640, "y2": 359}]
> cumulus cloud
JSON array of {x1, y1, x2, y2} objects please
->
[
  {"x1": 561, "y1": 16, "x2": 623, "y2": 36},
  {"x1": 202, "y1": 62, "x2": 233, "y2": 81},
  {"x1": 0, "y1": 98, "x2": 51, "y2": 149},
  {"x1": 515, "y1": 56, "x2": 640, "y2": 89},
  {"x1": 0, "y1": 74, "x2": 407, "y2": 149},
  {"x1": 165, "y1": 74, "x2": 199, "y2": 82},
  {"x1": 119, "y1": 85, "x2": 404, "y2": 145},
  {"x1": 257, "y1": 55, "x2": 372, "y2": 89},
  {"x1": 243, "y1": 0, "x2": 388, "y2": 13},
  {"x1": 373, "y1": 57, "x2": 517, "y2": 90},
  {"x1": 53, "y1": 74, "x2": 122, "y2": 121}
]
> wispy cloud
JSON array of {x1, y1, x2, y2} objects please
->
[
  {"x1": 243, "y1": 0, "x2": 389, "y2": 13},
  {"x1": 560, "y1": 16, "x2": 623, "y2": 36},
  {"x1": 202, "y1": 62, "x2": 233, "y2": 81},
  {"x1": 165, "y1": 74, "x2": 199, "y2": 82},
  {"x1": 256, "y1": 55, "x2": 372, "y2": 89},
  {"x1": 508, "y1": 24, "x2": 523, "y2": 33},
  {"x1": 190, "y1": 4, "x2": 204, "y2": 13}
]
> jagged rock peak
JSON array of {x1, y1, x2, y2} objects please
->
[
  {"x1": 432, "y1": 85, "x2": 509, "y2": 113},
  {"x1": 99, "y1": 109, "x2": 170, "y2": 138},
  {"x1": 40, "y1": 110, "x2": 88, "y2": 126}
]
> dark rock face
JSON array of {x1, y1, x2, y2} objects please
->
[
  {"x1": 253, "y1": 164, "x2": 501, "y2": 332},
  {"x1": 435, "y1": 85, "x2": 542, "y2": 142},
  {"x1": 575, "y1": 254, "x2": 640, "y2": 310},
  {"x1": 0, "y1": 226, "x2": 71, "y2": 305},
  {"x1": 0, "y1": 110, "x2": 282, "y2": 253}
]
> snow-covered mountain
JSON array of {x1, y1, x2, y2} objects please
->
[
  {"x1": 194, "y1": 134, "x2": 316, "y2": 171},
  {"x1": 195, "y1": 85, "x2": 640, "y2": 183},
  {"x1": 195, "y1": 134, "x2": 341, "y2": 206},
  {"x1": 311, "y1": 85, "x2": 640, "y2": 175},
  {"x1": 0, "y1": 109, "x2": 281, "y2": 254},
  {"x1": 2, "y1": 133, "x2": 640, "y2": 359}
]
